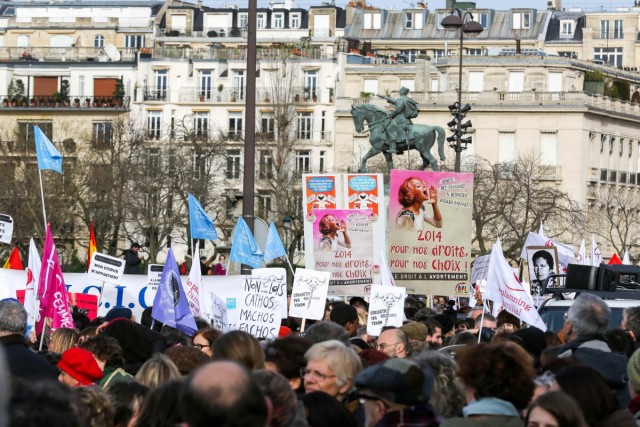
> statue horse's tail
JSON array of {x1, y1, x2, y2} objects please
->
[{"x1": 434, "y1": 126, "x2": 446, "y2": 160}]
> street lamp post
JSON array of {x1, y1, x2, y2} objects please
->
[{"x1": 441, "y1": 9, "x2": 483, "y2": 172}]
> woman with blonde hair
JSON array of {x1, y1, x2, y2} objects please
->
[
  {"x1": 49, "y1": 328, "x2": 79, "y2": 354},
  {"x1": 133, "y1": 353, "x2": 181, "y2": 389}
]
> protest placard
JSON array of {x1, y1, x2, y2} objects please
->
[
  {"x1": 470, "y1": 254, "x2": 491, "y2": 284},
  {"x1": 388, "y1": 170, "x2": 473, "y2": 295},
  {"x1": 366, "y1": 285, "x2": 406, "y2": 336},
  {"x1": 88, "y1": 252, "x2": 125, "y2": 285},
  {"x1": 237, "y1": 275, "x2": 282, "y2": 339},
  {"x1": 147, "y1": 264, "x2": 164, "y2": 287},
  {"x1": 252, "y1": 268, "x2": 288, "y2": 318},
  {"x1": 289, "y1": 269, "x2": 330, "y2": 320},
  {"x1": 0, "y1": 214, "x2": 13, "y2": 244},
  {"x1": 200, "y1": 275, "x2": 243, "y2": 332}
]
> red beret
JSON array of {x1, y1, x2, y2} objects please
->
[{"x1": 58, "y1": 348, "x2": 103, "y2": 386}]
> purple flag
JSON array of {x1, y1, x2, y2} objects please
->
[{"x1": 152, "y1": 248, "x2": 197, "y2": 336}]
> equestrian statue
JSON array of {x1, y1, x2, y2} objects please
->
[{"x1": 351, "y1": 86, "x2": 446, "y2": 173}]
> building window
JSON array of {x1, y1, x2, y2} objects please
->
[
  {"x1": 297, "y1": 112, "x2": 313, "y2": 140},
  {"x1": 594, "y1": 47, "x2": 622, "y2": 67},
  {"x1": 466, "y1": 48, "x2": 482, "y2": 55},
  {"x1": 364, "y1": 13, "x2": 381, "y2": 30},
  {"x1": 94, "y1": 35, "x2": 104, "y2": 48},
  {"x1": 304, "y1": 70, "x2": 319, "y2": 99},
  {"x1": 192, "y1": 151, "x2": 209, "y2": 180},
  {"x1": 295, "y1": 150, "x2": 311, "y2": 175},
  {"x1": 540, "y1": 131, "x2": 557, "y2": 167},
  {"x1": 560, "y1": 21, "x2": 573, "y2": 36},
  {"x1": 233, "y1": 70, "x2": 245, "y2": 100},
  {"x1": 405, "y1": 12, "x2": 413, "y2": 29},
  {"x1": 18, "y1": 122, "x2": 52, "y2": 150},
  {"x1": 257, "y1": 13, "x2": 266, "y2": 28},
  {"x1": 399, "y1": 49, "x2": 418, "y2": 63},
  {"x1": 147, "y1": 111, "x2": 162, "y2": 139},
  {"x1": 199, "y1": 70, "x2": 212, "y2": 100},
  {"x1": 513, "y1": 12, "x2": 530, "y2": 30},
  {"x1": 261, "y1": 114, "x2": 275, "y2": 140},
  {"x1": 319, "y1": 150, "x2": 326, "y2": 173},
  {"x1": 194, "y1": 112, "x2": 209, "y2": 140},
  {"x1": 239, "y1": 13, "x2": 248, "y2": 28},
  {"x1": 259, "y1": 150, "x2": 273, "y2": 179},
  {"x1": 92, "y1": 122, "x2": 112, "y2": 148},
  {"x1": 290, "y1": 13, "x2": 300, "y2": 28},
  {"x1": 154, "y1": 69, "x2": 168, "y2": 100},
  {"x1": 257, "y1": 193, "x2": 272, "y2": 219},
  {"x1": 227, "y1": 149, "x2": 241, "y2": 179},
  {"x1": 498, "y1": 131, "x2": 516, "y2": 166},
  {"x1": 273, "y1": 12, "x2": 284, "y2": 28},
  {"x1": 614, "y1": 19, "x2": 623, "y2": 39},
  {"x1": 228, "y1": 113, "x2": 243, "y2": 140},
  {"x1": 600, "y1": 20, "x2": 609, "y2": 39},
  {"x1": 145, "y1": 148, "x2": 161, "y2": 175},
  {"x1": 472, "y1": 12, "x2": 488, "y2": 29},
  {"x1": 363, "y1": 79, "x2": 378, "y2": 96},
  {"x1": 125, "y1": 35, "x2": 145, "y2": 48}
]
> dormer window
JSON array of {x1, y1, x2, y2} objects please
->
[
  {"x1": 560, "y1": 20, "x2": 573, "y2": 36},
  {"x1": 472, "y1": 12, "x2": 488, "y2": 29},
  {"x1": 364, "y1": 12, "x2": 381, "y2": 30},
  {"x1": 405, "y1": 12, "x2": 423, "y2": 29},
  {"x1": 273, "y1": 12, "x2": 284, "y2": 28},
  {"x1": 239, "y1": 13, "x2": 248, "y2": 29},
  {"x1": 513, "y1": 12, "x2": 530, "y2": 30},
  {"x1": 257, "y1": 13, "x2": 266, "y2": 28},
  {"x1": 290, "y1": 13, "x2": 300, "y2": 28}
]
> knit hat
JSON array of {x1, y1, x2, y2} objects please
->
[
  {"x1": 628, "y1": 349, "x2": 640, "y2": 393},
  {"x1": 355, "y1": 358, "x2": 433, "y2": 405},
  {"x1": 58, "y1": 348, "x2": 103, "y2": 386},
  {"x1": 399, "y1": 321, "x2": 428, "y2": 341}
]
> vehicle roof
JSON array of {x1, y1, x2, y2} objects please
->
[{"x1": 542, "y1": 298, "x2": 640, "y2": 308}]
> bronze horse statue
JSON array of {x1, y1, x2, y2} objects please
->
[{"x1": 351, "y1": 103, "x2": 446, "y2": 173}]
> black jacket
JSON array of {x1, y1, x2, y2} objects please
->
[
  {"x1": 0, "y1": 334, "x2": 58, "y2": 381},
  {"x1": 123, "y1": 249, "x2": 142, "y2": 274}
]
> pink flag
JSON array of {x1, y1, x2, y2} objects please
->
[
  {"x1": 486, "y1": 238, "x2": 547, "y2": 331},
  {"x1": 36, "y1": 224, "x2": 75, "y2": 335}
]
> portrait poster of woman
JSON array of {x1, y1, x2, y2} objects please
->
[{"x1": 526, "y1": 246, "x2": 560, "y2": 304}]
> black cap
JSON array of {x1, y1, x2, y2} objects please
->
[{"x1": 131, "y1": 242, "x2": 141, "y2": 248}]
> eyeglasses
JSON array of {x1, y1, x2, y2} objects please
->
[
  {"x1": 193, "y1": 343, "x2": 209, "y2": 350},
  {"x1": 375, "y1": 342, "x2": 400, "y2": 350},
  {"x1": 300, "y1": 368, "x2": 337, "y2": 381}
]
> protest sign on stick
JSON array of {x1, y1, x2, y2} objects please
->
[
  {"x1": 366, "y1": 285, "x2": 406, "y2": 337},
  {"x1": 237, "y1": 275, "x2": 283, "y2": 339},
  {"x1": 0, "y1": 214, "x2": 13, "y2": 244},
  {"x1": 252, "y1": 268, "x2": 288, "y2": 319},
  {"x1": 289, "y1": 269, "x2": 330, "y2": 321}
]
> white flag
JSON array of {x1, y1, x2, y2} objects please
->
[
  {"x1": 623, "y1": 251, "x2": 631, "y2": 265},
  {"x1": 487, "y1": 239, "x2": 547, "y2": 331},
  {"x1": 379, "y1": 250, "x2": 396, "y2": 287},
  {"x1": 185, "y1": 244, "x2": 202, "y2": 316},
  {"x1": 591, "y1": 234, "x2": 602, "y2": 267},
  {"x1": 24, "y1": 238, "x2": 41, "y2": 335},
  {"x1": 576, "y1": 240, "x2": 586, "y2": 265}
]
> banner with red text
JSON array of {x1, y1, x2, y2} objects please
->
[{"x1": 388, "y1": 170, "x2": 473, "y2": 296}]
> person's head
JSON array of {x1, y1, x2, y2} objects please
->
[
  {"x1": 179, "y1": 361, "x2": 268, "y2": 427},
  {"x1": 79, "y1": 334, "x2": 125, "y2": 370},
  {"x1": 532, "y1": 250, "x2": 554, "y2": 282},
  {"x1": 106, "y1": 381, "x2": 149, "y2": 427},
  {"x1": 252, "y1": 370, "x2": 298, "y2": 427},
  {"x1": 130, "y1": 243, "x2": 140, "y2": 252},
  {"x1": 57, "y1": 348, "x2": 104, "y2": 387},
  {"x1": 467, "y1": 306, "x2": 485, "y2": 320},
  {"x1": 349, "y1": 297, "x2": 369, "y2": 315},
  {"x1": 263, "y1": 336, "x2": 312, "y2": 393},
  {"x1": 496, "y1": 310, "x2": 521, "y2": 332},
  {"x1": 49, "y1": 328, "x2": 80, "y2": 354},
  {"x1": 133, "y1": 353, "x2": 181, "y2": 389},
  {"x1": 622, "y1": 306, "x2": 640, "y2": 341},
  {"x1": 475, "y1": 313, "x2": 497, "y2": 331},
  {"x1": 212, "y1": 330, "x2": 265, "y2": 370},
  {"x1": 399, "y1": 86, "x2": 410, "y2": 95},
  {"x1": 104, "y1": 308, "x2": 133, "y2": 323},
  {"x1": 133, "y1": 380, "x2": 183, "y2": 427},
  {"x1": 605, "y1": 328, "x2": 635, "y2": 357},
  {"x1": 10, "y1": 380, "x2": 81, "y2": 426},
  {"x1": 330, "y1": 304, "x2": 359, "y2": 337},
  {"x1": 525, "y1": 391, "x2": 587, "y2": 427},
  {"x1": 454, "y1": 319, "x2": 469, "y2": 333},
  {"x1": 551, "y1": 365, "x2": 618, "y2": 427},
  {"x1": 218, "y1": 254, "x2": 226, "y2": 263},
  {"x1": 628, "y1": 348, "x2": 640, "y2": 398},
  {"x1": 354, "y1": 358, "x2": 432, "y2": 427},
  {"x1": 73, "y1": 386, "x2": 115, "y2": 427},
  {"x1": 449, "y1": 331, "x2": 477, "y2": 346},
  {"x1": 165, "y1": 346, "x2": 211, "y2": 375},
  {"x1": 303, "y1": 321, "x2": 350, "y2": 345},
  {"x1": 192, "y1": 328, "x2": 223, "y2": 358},
  {"x1": 424, "y1": 320, "x2": 443, "y2": 349},
  {"x1": 456, "y1": 341, "x2": 536, "y2": 410},
  {"x1": 299, "y1": 391, "x2": 357, "y2": 427},
  {"x1": 398, "y1": 178, "x2": 428, "y2": 208},
  {"x1": 565, "y1": 293, "x2": 610, "y2": 340},
  {"x1": 0, "y1": 299, "x2": 27, "y2": 336},
  {"x1": 412, "y1": 350, "x2": 465, "y2": 418},
  {"x1": 319, "y1": 214, "x2": 340, "y2": 236},
  {"x1": 399, "y1": 321, "x2": 428, "y2": 343},
  {"x1": 376, "y1": 328, "x2": 408, "y2": 358},
  {"x1": 304, "y1": 340, "x2": 362, "y2": 401}
]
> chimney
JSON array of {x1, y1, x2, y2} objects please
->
[{"x1": 197, "y1": 0, "x2": 202, "y2": 9}]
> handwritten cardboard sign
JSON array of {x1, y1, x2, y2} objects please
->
[
  {"x1": 88, "y1": 252, "x2": 125, "y2": 285},
  {"x1": 288, "y1": 269, "x2": 330, "y2": 320},
  {"x1": 237, "y1": 275, "x2": 282, "y2": 339},
  {"x1": 366, "y1": 285, "x2": 406, "y2": 336}
]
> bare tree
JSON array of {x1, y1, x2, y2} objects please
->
[
  {"x1": 472, "y1": 154, "x2": 584, "y2": 260},
  {"x1": 590, "y1": 186, "x2": 640, "y2": 260}
]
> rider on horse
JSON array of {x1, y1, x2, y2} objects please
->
[{"x1": 377, "y1": 87, "x2": 420, "y2": 154}]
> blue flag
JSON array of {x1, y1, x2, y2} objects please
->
[
  {"x1": 264, "y1": 222, "x2": 286, "y2": 262},
  {"x1": 34, "y1": 125, "x2": 63, "y2": 174},
  {"x1": 188, "y1": 194, "x2": 218, "y2": 240},
  {"x1": 151, "y1": 249, "x2": 197, "y2": 336},
  {"x1": 229, "y1": 217, "x2": 264, "y2": 269}
]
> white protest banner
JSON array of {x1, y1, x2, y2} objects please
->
[
  {"x1": 470, "y1": 255, "x2": 491, "y2": 284},
  {"x1": 0, "y1": 214, "x2": 13, "y2": 244},
  {"x1": 367, "y1": 285, "x2": 406, "y2": 336},
  {"x1": 88, "y1": 252, "x2": 125, "y2": 285},
  {"x1": 147, "y1": 264, "x2": 164, "y2": 287},
  {"x1": 200, "y1": 275, "x2": 243, "y2": 332},
  {"x1": 252, "y1": 268, "x2": 288, "y2": 318},
  {"x1": 289, "y1": 269, "x2": 330, "y2": 320},
  {"x1": 486, "y1": 239, "x2": 547, "y2": 331},
  {"x1": 237, "y1": 275, "x2": 282, "y2": 339},
  {"x1": 519, "y1": 232, "x2": 575, "y2": 272}
]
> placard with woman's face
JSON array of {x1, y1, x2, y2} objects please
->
[{"x1": 526, "y1": 246, "x2": 559, "y2": 285}]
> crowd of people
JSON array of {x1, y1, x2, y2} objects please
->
[{"x1": 1, "y1": 291, "x2": 640, "y2": 427}]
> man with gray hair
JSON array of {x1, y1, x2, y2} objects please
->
[
  {"x1": 559, "y1": 293, "x2": 629, "y2": 406},
  {"x1": 0, "y1": 299, "x2": 57, "y2": 381}
]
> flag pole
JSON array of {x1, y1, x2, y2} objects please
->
[
  {"x1": 283, "y1": 255, "x2": 295, "y2": 277},
  {"x1": 37, "y1": 169, "x2": 47, "y2": 230},
  {"x1": 477, "y1": 299, "x2": 487, "y2": 344}
]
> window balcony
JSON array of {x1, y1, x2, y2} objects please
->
[{"x1": 0, "y1": 95, "x2": 130, "y2": 110}]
